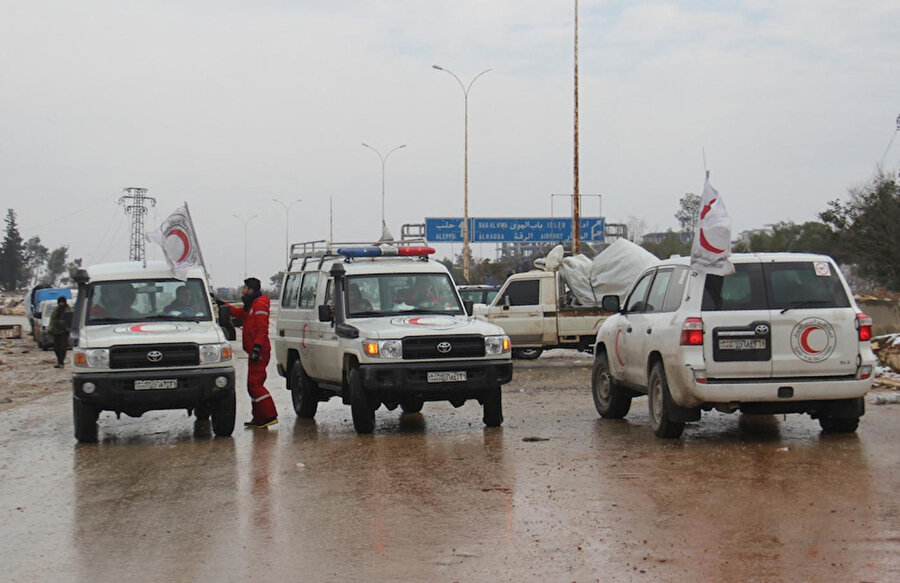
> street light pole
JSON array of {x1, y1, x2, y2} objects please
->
[
  {"x1": 232, "y1": 213, "x2": 258, "y2": 279},
  {"x1": 272, "y1": 198, "x2": 302, "y2": 268},
  {"x1": 433, "y1": 64, "x2": 491, "y2": 283},
  {"x1": 360, "y1": 143, "x2": 406, "y2": 231}
]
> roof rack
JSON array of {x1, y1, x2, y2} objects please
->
[{"x1": 287, "y1": 239, "x2": 433, "y2": 272}]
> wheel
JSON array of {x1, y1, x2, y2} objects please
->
[
  {"x1": 819, "y1": 417, "x2": 859, "y2": 433},
  {"x1": 290, "y1": 360, "x2": 319, "y2": 418},
  {"x1": 211, "y1": 393, "x2": 236, "y2": 437},
  {"x1": 348, "y1": 367, "x2": 375, "y2": 434},
  {"x1": 513, "y1": 348, "x2": 543, "y2": 360},
  {"x1": 591, "y1": 353, "x2": 632, "y2": 418},
  {"x1": 400, "y1": 398, "x2": 423, "y2": 414},
  {"x1": 482, "y1": 387, "x2": 503, "y2": 427},
  {"x1": 648, "y1": 362, "x2": 685, "y2": 439},
  {"x1": 73, "y1": 398, "x2": 99, "y2": 443}
]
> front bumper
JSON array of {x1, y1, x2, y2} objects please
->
[
  {"x1": 359, "y1": 359, "x2": 513, "y2": 397},
  {"x1": 73, "y1": 366, "x2": 235, "y2": 416}
]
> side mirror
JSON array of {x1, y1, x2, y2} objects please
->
[
  {"x1": 464, "y1": 300, "x2": 474, "y2": 316},
  {"x1": 601, "y1": 295, "x2": 621, "y2": 313},
  {"x1": 502, "y1": 296, "x2": 511, "y2": 311},
  {"x1": 318, "y1": 304, "x2": 333, "y2": 323},
  {"x1": 218, "y1": 305, "x2": 237, "y2": 341}
]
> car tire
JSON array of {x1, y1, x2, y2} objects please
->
[
  {"x1": 513, "y1": 348, "x2": 543, "y2": 360},
  {"x1": 211, "y1": 393, "x2": 236, "y2": 437},
  {"x1": 400, "y1": 398, "x2": 423, "y2": 414},
  {"x1": 648, "y1": 362, "x2": 685, "y2": 439},
  {"x1": 290, "y1": 360, "x2": 319, "y2": 419},
  {"x1": 349, "y1": 367, "x2": 375, "y2": 434},
  {"x1": 591, "y1": 352, "x2": 632, "y2": 418},
  {"x1": 819, "y1": 416, "x2": 859, "y2": 433},
  {"x1": 73, "y1": 398, "x2": 99, "y2": 443},
  {"x1": 482, "y1": 387, "x2": 503, "y2": 427}
]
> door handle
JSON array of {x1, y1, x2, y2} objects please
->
[
  {"x1": 626, "y1": 327, "x2": 633, "y2": 333},
  {"x1": 646, "y1": 328, "x2": 652, "y2": 335},
  {"x1": 278, "y1": 329, "x2": 285, "y2": 337}
]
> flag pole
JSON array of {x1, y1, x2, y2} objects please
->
[{"x1": 183, "y1": 202, "x2": 209, "y2": 280}]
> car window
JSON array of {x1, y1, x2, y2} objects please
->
[
  {"x1": 346, "y1": 273, "x2": 462, "y2": 316},
  {"x1": 500, "y1": 280, "x2": 540, "y2": 307},
  {"x1": 625, "y1": 271, "x2": 654, "y2": 312},
  {"x1": 282, "y1": 273, "x2": 302, "y2": 309},
  {"x1": 86, "y1": 278, "x2": 211, "y2": 324},
  {"x1": 644, "y1": 269, "x2": 673, "y2": 313},
  {"x1": 663, "y1": 267, "x2": 689, "y2": 312},
  {"x1": 299, "y1": 272, "x2": 320, "y2": 310},
  {"x1": 763, "y1": 261, "x2": 850, "y2": 310},
  {"x1": 702, "y1": 263, "x2": 767, "y2": 311},
  {"x1": 324, "y1": 278, "x2": 333, "y2": 306}
]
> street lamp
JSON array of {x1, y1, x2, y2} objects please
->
[
  {"x1": 433, "y1": 64, "x2": 491, "y2": 282},
  {"x1": 232, "y1": 213, "x2": 258, "y2": 279},
  {"x1": 272, "y1": 197, "x2": 302, "y2": 268},
  {"x1": 361, "y1": 143, "x2": 406, "y2": 233}
]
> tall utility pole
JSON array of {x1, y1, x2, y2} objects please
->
[
  {"x1": 361, "y1": 143, "x2": 406, "y2": 232},
  {"x1": 119, "y1": 187, "x2": 156, "y2": 262},
  {"x1": 433, "y1": 64, "x2": 491, "y2": 282},
  {"x1": 572, "y1": 0, "x2": 581, "y2": 254},
  {"x1": 272, "y1": 198, "x2": 302, "y2": 268}
]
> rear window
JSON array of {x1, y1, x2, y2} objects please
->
[
  {"x1": 764, "y1": 261, "x2": 850, "y2": 310},
  {"x1": 702, "y1": 261, "x2": 850, "y2": 312}
]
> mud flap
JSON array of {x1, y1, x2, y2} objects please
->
[
  {"x1": 827, "y1": 397, "x2": 865, "y2": 419},
  {"x1": 665, "y1": 388, "x2": 700, "y2": 423}
]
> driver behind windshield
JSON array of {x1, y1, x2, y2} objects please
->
[{"x1": 164, "y1": 285, "x2": 195, "y2": 315}]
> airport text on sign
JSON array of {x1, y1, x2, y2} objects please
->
[{"x1": 425, "y1": 217, "x2": 606, "y2": 243}]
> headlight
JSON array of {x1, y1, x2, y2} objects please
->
[
  {"x1": 361, "y1": 339, "x2": 403, "y2": 359},
  {"x1": 484, "y1": 335, "x2": 511, "y2": 356},
  {"x1": 200, "y1": 342, "x2": 232, "y2": 364},
  {"x1": 74, "y1": 348, "x2": 110, "y2": 368}
]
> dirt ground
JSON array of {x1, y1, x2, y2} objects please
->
[{"x1": 0, "y1": 330, "x2": 72, "y2": 412}]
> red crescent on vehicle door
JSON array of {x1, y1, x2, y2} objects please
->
[
  {"x1": 799, "y1": 326, "x2": 822, "y2": 354},
  {"x1": 166, "y1": 228, "x2": 191, "y2": 263}
]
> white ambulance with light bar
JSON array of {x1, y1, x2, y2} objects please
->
[
  {"x1": 70, "y1": 261, "x2": 236, "y2": 443},
  {"x1": 591, "y1": 253, "x2": 876, "y2": 438},
  {"x1": 273, "y1": 240, "x2": 513, "y2": 434}
]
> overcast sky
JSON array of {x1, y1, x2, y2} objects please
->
[{"x1": 2, "y1": 0, "x2": 899, "y2": 287}]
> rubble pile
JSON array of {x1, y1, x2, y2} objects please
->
[{"x1": 0, "y1": 293, "x2": 26, "y2": 316}]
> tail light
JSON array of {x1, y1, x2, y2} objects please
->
[
  {"x1": 856, "y1": 313, "x2": 873, "y2": 342},
  {"x1": 680, "y1": 317, "x2": 704, "y2": 346}
]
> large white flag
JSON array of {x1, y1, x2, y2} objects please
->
[
  {"x1": 145, "y1": 203, "x2": 206, "y2": 280},
  {"x1": 690, "y1": 179, "x2": 734, "y2": 276}
]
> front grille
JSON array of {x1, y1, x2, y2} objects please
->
[
  {"x1": 402, "y1": 335, "x2": 485, "y2": 360},
  {"x1": 109, "y1": 343, "x2": 199, "y2": 369}
]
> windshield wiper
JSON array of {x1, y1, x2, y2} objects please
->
[
  {"x1": 87, "y1": 317, "x2": 125, "y2": 324},
  {"x1": 780, "y1": 300, "x2": 833, "y2": 314},
  {"x1": 348, "y1": 311, "x2": 384, "y2": 317},
  {"x1": 146, "y1": 314, "x2": 203, "y2": 322}
]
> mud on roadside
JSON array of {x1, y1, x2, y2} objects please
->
[{"x1": 0, "y1": 337, "x2": 72, "y2": 412}]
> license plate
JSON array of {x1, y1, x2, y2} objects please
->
[
  {"x1": 427, "y1": 371, "x2": 467, "y2": 383},
  {"x1": 718, "y1": 338, "x2": 766, "y2": 351},
  {"x1": 134, "y1": 379, "x2": 178, "y2": 390}
]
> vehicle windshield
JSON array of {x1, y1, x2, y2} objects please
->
[
  {"x1": 85, "y1": 278, "x2": 212, "y2": 325},
  {"x1": 346, "y1": 273, "x2": 463, "y2": 317}
]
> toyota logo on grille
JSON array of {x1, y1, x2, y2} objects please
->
[
  {"x1": 755, "y1": 324, "x2": 770, "y2": 336},
  {"x1": 436, "y1": 341, "x2": 452, "y2": 354},
  {"x1": 147, "y1": 350, "x2": 163, "y2": 362}
]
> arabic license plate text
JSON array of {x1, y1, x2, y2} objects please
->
[
  {"x1": 718, "y1": 339, "x2": 766, "y2": 351},
  {"x1": 427, "y1": 371, "x2": 466, "y2": 383},
  {"x1": 134, "y1": 379, "x2": 178, "y2": 390}
]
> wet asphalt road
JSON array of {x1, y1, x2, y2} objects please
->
[{"x1": 1, "y1": 354, "x2": 899, "y2": 582}]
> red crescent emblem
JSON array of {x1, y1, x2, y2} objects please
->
[
  {"x1": 700, "y1": 198, "x2": 717, "y2": 220},
  {"x1": 699, "y1": 229, "x2": 725, "y2": 254},
  {"x1": 800, "y1": 326, "x2": 821, "y2": 354},
  {"x1": 407, "y1": 317, "x2": 423, "y2": 325},
  {"x1": 614, "y1": 329, "x2": 625, "y2": 367},
  {"x1": 165, "y1": 228, "x2": 191, "y2": 263},
  {"x1": 129, "y1": 324, "x2": 149, "y2": 333}
]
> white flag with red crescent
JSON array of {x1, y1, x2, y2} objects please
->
[
  {"x1": 690, "y1": 179, "x2": 734, "y2": 276},
  {"x1": 145, "y1": 203, "x2": 206, "y2": 280}
]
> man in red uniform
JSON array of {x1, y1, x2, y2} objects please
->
[{"x1": 226, "y1": 277, "x2": 278, "y2": 428}]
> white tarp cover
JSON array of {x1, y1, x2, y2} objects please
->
[{"x1": 542, "y1": 240, "x2": 659, "y2": 306}]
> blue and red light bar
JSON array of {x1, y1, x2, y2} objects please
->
[{"x1": 336, "y1": 245, "x2": 435, "y2": 258}]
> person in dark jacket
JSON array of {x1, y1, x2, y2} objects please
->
[
  {"x1": 48, "y1": 296, "x2": 73, "y2": 368},
  {"x1": 225, "y1": 277, "x2": 278, "y2": 428}
]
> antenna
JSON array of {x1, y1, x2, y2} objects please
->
[{"x1": 118, "y1": 187, "x2": 156, "y2": 262}]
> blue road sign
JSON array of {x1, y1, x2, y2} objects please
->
[{"x1": 425, "y1": 217, "x2": 605, "y2": 243}]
